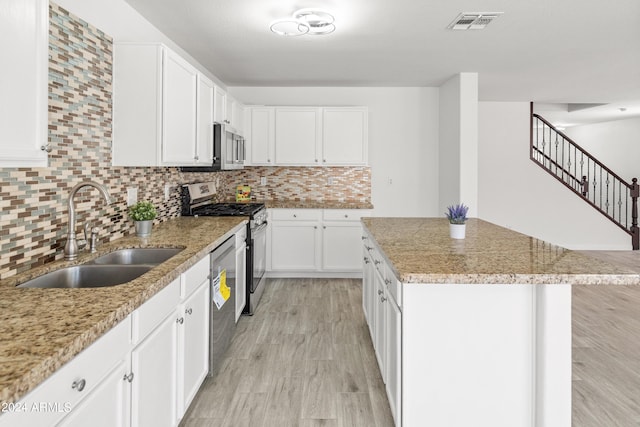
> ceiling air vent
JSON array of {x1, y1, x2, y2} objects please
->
[{"x1": 447, "y1": 12, "x2": 503, "y2": 30}]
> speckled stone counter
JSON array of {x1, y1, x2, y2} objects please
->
[
  {"x1": 362, "y1": 217, "x2": 640, "y2": 285},
  {"x1": 0, "y1": 216, "x2": 246, "y2": 406},
  {"x1": 222, "y1": 199, "x2": 373, "y2": 210}
]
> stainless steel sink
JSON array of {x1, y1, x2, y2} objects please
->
[
  {"x1": 87, "y1": 248, "x2": 183, "y2": 265},
  {"x1": 16, "y1": 265, "x2": 152, "y2": 289}
]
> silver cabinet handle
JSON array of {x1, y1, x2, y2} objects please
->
[
  {"x1": 361, "y1": 236, "x2": 367, "y2": 240},
  {"x1": 41, "y1": 144, "x2": 52, "y2": 153},
  {"x1": 72, "y1": 379, "x2": 86, "y2": 392},
  {"x1": 364, "y1": 257, "x2": 370, "y2": 264},
  {"x1": 374, "y1": 260, "x2": 381, "y2": 265},
  {"x1": 384, "y1": 279, "x2": 391, "y2": 285},
  {"x1": 293, "y1": 214, "x2": 297, "y2": 218},
  {"x1": 377, "y1": 289, "x2": 383, "y2": 296},
  {"x1": 315, "y1": 159, "x2": 318, "y2": 163},
  {"x1": 176, "y1": 317, "x2": 184, "y2": 324},
  {"x1": 123, "y1": 372, "x2": 134, "y2": 383},
  {"x1": 314, "y1": 225, "x2": 318, "y2": 229},
  {"x1": 186, "y1": 308, "x2": 193, "y2": 315},
  {"x1": 267, "y1": 159, "x2": 271, "y2": 163},
  {"x1": 344, "y1": 214, "x2": 348, "y2": 218},
  {"x1": 380, "y1": 296, "x2": 387, "y2": 303},
  {"x1": 323, "y1": 159, "x2": 326, "y2": 163},
  {"x1": 323, "y1": 225, "x2": 326, "y2": 229},
  {"x1": 365, "y1": 245, "x2": 373, "y2": 251}
]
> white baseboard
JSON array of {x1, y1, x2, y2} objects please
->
[{"x1": 265, "y1": 271, "x2": 363, "y2": 279}]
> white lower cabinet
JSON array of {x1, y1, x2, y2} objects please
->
[
  {"x1": 235, "y1": 241, "x2": 247, "y2": 322},
  {"x1": 58, "y1": 358, "x2": 130, "y2": 427},
  {"x1": 363, "y1": 233, "x2": 402, "y2": 427},
  {"x1": 178, "y1": 280, "x2": 210, "y2": 417},
  {"x1": 269, "y1": 209, "x2": 370, "y2": 275},
  {"x1": 130, "y1": 310, "x2": 178, "y2": 427}
]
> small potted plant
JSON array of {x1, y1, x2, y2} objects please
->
[
  {"x1": 129, "y1": 200, "x2": 157, "y2": 237},
  {"x1": 445, "y1": 203, "x2": 469, "y2": 239}
]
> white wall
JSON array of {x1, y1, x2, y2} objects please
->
[
  {"x1": 53, "y1": 0, "x2": 226, "y2": 88},
  {"x1": 478, "y1": 102, "x2": 631, "y2": 250},
  {"x1": 564, "y1": 117, "x2": 640, "y2": 184},
  {"x1": 229, "y1": 87, "x2": 440, "y2": 217},
  {"x1": 438, "y1": 73, "x2": 478, "y2": 217}
]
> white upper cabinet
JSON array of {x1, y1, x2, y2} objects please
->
[
  {"x1": 162, "y1": 50, "x2": 198, "y2": 165},
  {"x1": 248, "y1": 106, "x2": 368, "y2": 166},
  {"x1": 0, "y1": 0, "x2": 48, "y2": 167},
  {"x1": 223, "y1": 95, "x2": 245, "y2": 136},
  {"x1": 322, "y1": 107, "x2": 368, "y2": 165},
  {"x1": 113, "y1": 43, "x2": 224, "y2": 167},
  {"x1": 196, "y1": 74, "x2": 215, "y2": 165},
  {"x1": 274, "y1": 107, "x2": 322, "y2": 165},
  {"x1": 248, "y1": 107, "x2": 275, "y2": 165},
  {"x1": 213, "y1": 85, "x2": 227, "y2": 125}
]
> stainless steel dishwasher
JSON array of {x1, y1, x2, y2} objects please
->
[{"x1": 209, "y1": 235, "x2": 236, "y2": 377}]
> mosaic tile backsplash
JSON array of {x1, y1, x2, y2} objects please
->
[{"x1": 0, "y1": 3, "x2": 370, "y2": 279}]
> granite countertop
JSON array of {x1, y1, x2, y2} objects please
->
[
  {"x1": 222, "y1": 199, "x2": 373, "y2": 210},
  {"x1": 0, "y1": 216, "x2": 247, "y2": 406},
  {"x1": 362, "y1": 217, "x2": 640, "y2": 285}
]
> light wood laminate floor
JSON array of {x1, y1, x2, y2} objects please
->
[
  {"x1": 180, "y1": 278, "x2": 395, "y2": 427},
  {"x1": 573, "y1": 250, "x2": 640, "y2": 426},
  {"x1": 182, "y1": 250, "x2": 640, "y2": 427}
]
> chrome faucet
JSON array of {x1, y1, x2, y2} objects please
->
[{"x1": 64, "y1": 181, "x2": 113, "y2": 260}]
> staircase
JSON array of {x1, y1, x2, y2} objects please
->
[{"x1": 529, "y1": 104, "x2": 639, "y2": 250}]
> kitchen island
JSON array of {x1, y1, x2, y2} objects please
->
[
  {"x1": 0, "y1": 216, "x2": 246, "y2": 411},
  {"x1": 361, "y1": 217, "x2": 640, "y2": 427}
]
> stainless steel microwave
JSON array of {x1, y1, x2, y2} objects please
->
[{"x1": 180, "y1": 123, "x2": 245, "y2": 172}]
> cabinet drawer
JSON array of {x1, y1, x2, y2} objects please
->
[
  {"x1": 271, "y1": 209, "x2": 321, "y2": 221},
  {"x1": 323, "y1": 209, "x2": 371, "y2": 221},
  {"x1": 132, "y1": 278, "x2": 180, "y2": 344},
  {"x1": 183, "y1": 256, "x2": 209, "y2": 298},
  {"x1": 0, "y1": 317, "x2": 131, "y2": 427}
]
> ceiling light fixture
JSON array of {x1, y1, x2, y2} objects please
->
[{"x1": 270, "y1": 9, "x2": 335, "y2": 36}]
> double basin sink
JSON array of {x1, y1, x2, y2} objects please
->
[{"x1": 17, "y1": 248, "x2": 183, "y2": 289}]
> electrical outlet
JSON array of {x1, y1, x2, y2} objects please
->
[
  {"x1": 164, "y1": 183, "x2": 172, "y2": 201},
  {"x1": 328, "y1": 177, "x2": 334, "y2": 185},
  {"x1": 126, "y1": 187, "x2": 138, "y2": 206},
  {"x1": 260, "y1": 176, "x2": 267, "y2": 186}
]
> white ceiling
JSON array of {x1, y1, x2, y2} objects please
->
[{"x1": 123, "y1": 0, "x2": 640, "y2": 104}]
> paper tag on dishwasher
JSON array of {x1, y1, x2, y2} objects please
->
[{"x1": 212, "y1": 269, "x2": 229, "y2": 310}]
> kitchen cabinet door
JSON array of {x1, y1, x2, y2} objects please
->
[
  {"x1": 178, "y1": 280, "x2": 210, "y2": 418},
  {"x1": 235, "y1": 242, "x2": 247, "y2": 322},
  {"x1": 362, "y1": 241, "x2": 374, "y2": 327},
  {"x1": 322, "y1": 107, "x2": 368, "y2": 165},
  {"x1": 57, "y1": 359, "x2": 130, "y2": 427},
  {"x1": 0, "y1": 0, "x2": 48, "y2": 167},
  {"x1": 162, "y1": 50, "x2": 198, "y2": 165},
  {"x1": 130, "y1": 310, "x2": 178, "y2": 427},
  {"x1": 274, "y1": 108, "x2": 322, "y2": 165},
  {"x1": 249, "y1": 107, "x2": 275, "y2": 165},
  {"x1": 373, "y1": 269, "x2": 387, "y2": 382},
  {"x1": 271, "y1": 221, "x2": 321, "y2": 271},
  {"x1": 322, "y1": 222, "x2": 363, "y2": 271},
  {"x1": 385, "y1": 293, "x2": 402, "y2": 427},
  {"x1": 213, "y1": 86, "x2": 227, "y2": 124},
  {"x1": 196, "y1": 74, "x2": 214, "y2": 165}
]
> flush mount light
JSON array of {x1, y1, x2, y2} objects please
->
[
  {"x1": 270, "y1": 8, "x2": 335, "y2": 36},
  {"x1": 294, "y1": 9, "x2": 336, "y2": 35},
  {"x1": 270, "y1": 19, "x2": 309, "y2": 36}
]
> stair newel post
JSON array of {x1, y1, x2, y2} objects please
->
[{"x1": 632, "y1": 177, "x2": 639, "y2": 250}]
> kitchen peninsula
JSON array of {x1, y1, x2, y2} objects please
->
[{"x1": 361, "y1": 217, "x2": 640, "y2": 427}]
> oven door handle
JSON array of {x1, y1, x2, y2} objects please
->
[{"x1": 252, "y1": 222, "x2": 268, "y2": 234}]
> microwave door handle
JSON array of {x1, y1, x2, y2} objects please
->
[{"x1": 241, "y1": 139, "x2": 246, "y2": 162}]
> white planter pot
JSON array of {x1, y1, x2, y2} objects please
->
[
  {"x1": 135, "y1": 220, "x2": 153, "y2": 237},
  {"x1": 449, "y1": 223, "x2": 466, "y2": 239}
]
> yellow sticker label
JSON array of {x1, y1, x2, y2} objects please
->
[{"x1": 220, "y1": 269, "x2": 230, "y2": 301}]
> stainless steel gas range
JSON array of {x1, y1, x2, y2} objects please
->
[{"x1": 181, "y1": 182, "x2": 267, "y2": 315}]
